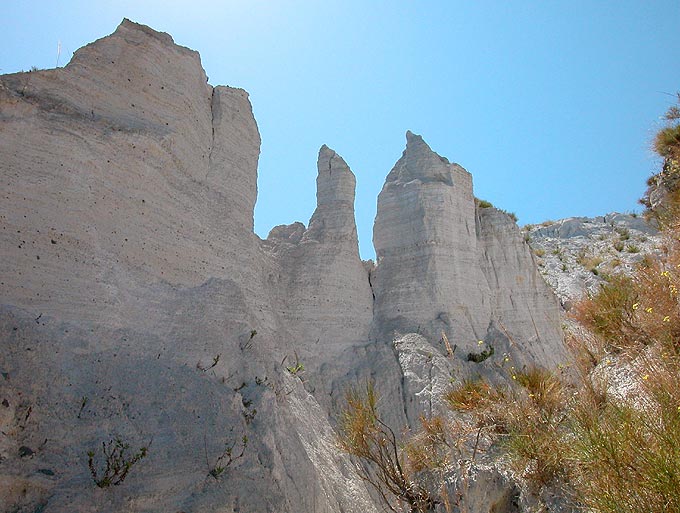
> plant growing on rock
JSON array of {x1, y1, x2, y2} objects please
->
[
  {"x1": 337, "y1": 382, "x2": 438, "y2": 513},
  {"x1": 283, "y1": 352, "x2": 305, "y2": 379},
  {"x1": 641, "y1": 93, "x2": 680, "y2": 226},
  {"x1": 205, "y1": 433, "x2": 248, "y2": 479},
  {"x1": 446, "y1": 368, "x2": 570, "y2": 488},
  {"x1": 87, "y1": 438, "x2": 148, "y2": 488}
]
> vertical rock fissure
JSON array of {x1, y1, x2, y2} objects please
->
[{"x1": 205, "y1": 87, "x2": 216, "y2": 180}]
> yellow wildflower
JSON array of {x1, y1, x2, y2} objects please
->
[{"x1": 632, "y1": 302, "x2": 639, "y2": 310}]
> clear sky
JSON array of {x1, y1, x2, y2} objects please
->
[{"x1": 2, "y1": 1, "x2": 678, "y2": 259}]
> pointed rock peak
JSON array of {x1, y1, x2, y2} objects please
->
[
  {"x1": 315, "y1": 145, "x2": 355, "y2": 205},
  {"x1": 385, "y1": 131, "x2": 454, "y2": 185},
  {"x1": 317, "y1": 144, "x2": 352, "y2": 174},
  {"x1": 105, "y1": 19, "x2": 200, "y2": 62},
  {"x1": 403, "y1": 130, "x2": 449, "y2": 164},
  {"x1": 117, "y1": 18, "x2": 176, "y2": 47},
  {"x1": 318, "y1": 144, "x2": 337, "y2": 166},
  {"x1": 405, "y1": 130, "x2": 426, "y2": 149},
  {"x1": 305, "y1": 146, "x2": 358, "y2": 241}
]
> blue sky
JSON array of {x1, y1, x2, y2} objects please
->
[{"x1": 2, "y1": 1, "x2": 678, "y2": 258}]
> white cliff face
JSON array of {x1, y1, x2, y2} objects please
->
[
  {"x1": 0, "y1": 18, "x2": 262, "y2": 329},
  {"x1": 0, "y1": 20, "x2": 378, "y2": 513},
  {"x1": 476, "y1": 207, "x2": 567, "y2": 370},
  {"x1": 262, "y1": 146, "x2": 374, "y2": 405},
  {"x1": 373, "y1": 132, "x2": 492, "y2": 349},
  {"x1": 0, "y1": 20, "x2": 569, "y2": 513},
  {"x1": 372, "y1": 133, "x2": 567, "y2": 400}
]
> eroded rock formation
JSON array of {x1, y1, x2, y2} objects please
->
[{"x1": 0, "y1": 20, "x2": 567, "y2": 512}]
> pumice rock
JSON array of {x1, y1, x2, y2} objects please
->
[
  {"x1": 0, "y1": 19, "x2": 377, "y2": 513},
  {"x1": 0, "y1": 20, "x2": 567, "y2": 513},
  {"x1": 372, "y1": 131, "x2": 566, "y2": 372}
]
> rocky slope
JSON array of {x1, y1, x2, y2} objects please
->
[
  {"x1": 524, "y1": 214, "x2": 661, "y2": 306},
  {"x1": 1, "y1": 20, "x2": 568, "y2": 513}
]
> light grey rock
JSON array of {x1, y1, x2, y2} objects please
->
[
  {"x1": 262, "y1": 145, "x2": 374, "y2": 410},
  {"x1": 0, "y1": 20, "x2": 573, "y2": 513},
  {"x1": 372, "y1": 131, "x2": 490, "y2": 349},
  {"x1": 393, "y1": 333, "x2": 455, "y2": 421},
  {"x1": 371, "y1": 133, "x2": 568, "y2": 426},
  {"x1": 525, "y1": 214, "x2": 662, "y2": 304},
  {"x1": 438, "y1": 464, "x2": 520, "y2": 513},
  {"x1": 0, "y1": 19, "x2": 377, "y2": 513},
  {"x1": 476, "y1": 207, "x2": 566, "y2": 371}
]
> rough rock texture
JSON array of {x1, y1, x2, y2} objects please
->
[
  {"x1": 372, "y1": 131, "x2": 490, "y2": 347},
  {"x1": 371, "y1": 133, "x2": 567, "y2": 426},
  {"x1": 0, "y1": 20, "x2": 569, "y2": 513},
  {"x1": 524, "y1": 214, "x2": 661, "y2": 305},
  {"x1": 0, "y1": 20, "x2": 378, "y2": 513},
  {"x1": 262, "y1": 146, "x2": 373, "y2": 406}
]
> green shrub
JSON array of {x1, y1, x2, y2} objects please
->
[
  {"x1": 207, "y1": 435, "x2": 248, "y2": 479},
  {"x1": 467, "y1": 345, "x2": 494, "y2": 363},
  {"x1": 87, "y1": 438, "x2": 148, "y2": 488}
]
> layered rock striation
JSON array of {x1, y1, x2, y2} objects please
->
[
  {"x1": 372, "y1": 133, "x2": 566, "y2": 374},
  {"x1": 0, "y1": 20, "x2": 567, "y2": 513},
  {"x1": 0, "y1": 20, "x2": 377, "y2": 513}
]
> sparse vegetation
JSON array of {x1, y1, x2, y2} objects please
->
[
  {"x1": 87, "y1": 438, "x2": 148, "y2": 488},
  {"x1": 205, "y1": 433, "x2": 248, "y2": 479},
  {"x1": 616, "y1": 227, "x2": 630, "y2": 241},
  {"x1": 577, "y1": 251, "x2": 603, "y2": 272},
  {"x1": 641, "y1": 93, "x2": 680, "y2": 227},
  {"x1": 197, "y1": 354, "x2": 220, "y2": 371},
  {"x1": 240, "y1": 329, "x2": 257, "y2": 351},
  {"x1": 466, "y1": 344, "x2": 494, "y2": 363},
  {"x1": 446, "y1": 368, "x2": 569, "y2": 488},
  {"x1": 284, "y1": 351, "x2": 305, "y2": 378},
  {"x1": 337, "y1": 382, "x2": 437, "y2": 512}
]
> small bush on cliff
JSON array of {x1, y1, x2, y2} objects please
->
[
  {"x1": 337, "y1": 382, "x2": 437, "y2": 513},
  {"x1": 87, "y1": 438, "x2": 148, "y2": 488},
  {"x1": 205, "y1": 434, "x2": 248, "y2": 479},
  {"x1": 641, "y1": 93, "x2": 680, "y2": 226}
]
